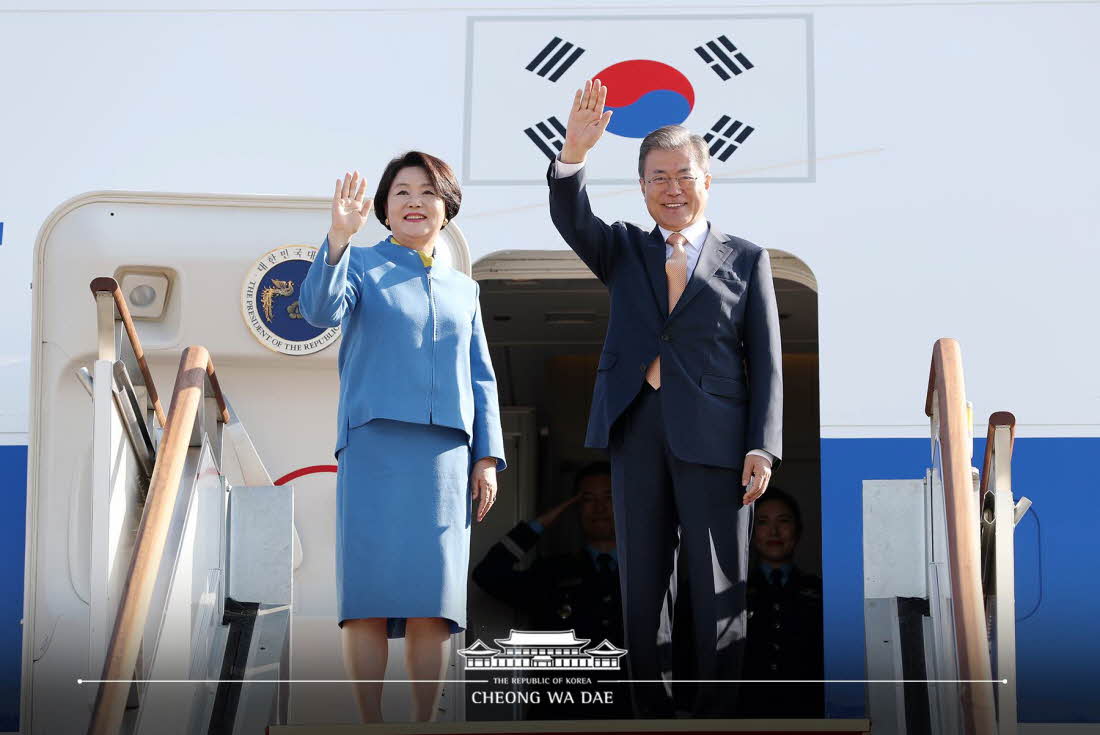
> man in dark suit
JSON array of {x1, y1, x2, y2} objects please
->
[{"x1": 545, "y1": 79, "x2": 783, "y2": 717}]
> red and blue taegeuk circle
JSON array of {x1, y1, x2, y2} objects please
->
[{"x1": 595, "y1": 60, "x2": 695, "y2": 139}]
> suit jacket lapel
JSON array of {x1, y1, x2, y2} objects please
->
[
  {"x1": 643, "y1": 226, "x2": 669, "y2": 315},
  {"x1": 669, "y1": 224, "x2": 732, "y2": 320}
]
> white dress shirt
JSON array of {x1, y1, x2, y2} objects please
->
[{"x1": 553, "y1": 157, "x2": 774, "y2": 468}]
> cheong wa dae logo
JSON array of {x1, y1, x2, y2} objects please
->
[{"x1": 458, "y1": 629, "x2": 627, "y2": 670}]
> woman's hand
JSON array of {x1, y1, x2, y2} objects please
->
[
  {"x1": 329, "y1": 170, "x2": 373, "y2": 250},
  {"x1": 470, "y1": 457, "x2": 499, "y2": 523}
]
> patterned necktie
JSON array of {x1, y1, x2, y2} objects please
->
[
  {"x1": 770, "y1": 568, "x2": 784, "y2": 588},
  {"x1": 645, "y1": 232, "x2": 689, "y2": 389}
]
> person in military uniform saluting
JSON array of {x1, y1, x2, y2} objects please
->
[
  {"x1": 472, "y1": 462, "x2": 631, "y2": 719},
  {"x1": 739, "y1": 488, "x2": 825, "y2": 718}
]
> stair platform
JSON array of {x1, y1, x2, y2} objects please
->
[{"x1": 269, "y1": 718, "x2": 872, "y2": 734}]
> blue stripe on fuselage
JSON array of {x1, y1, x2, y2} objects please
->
[{"x1": 0, "y1": 445, "x2": 27, "y2": 732}]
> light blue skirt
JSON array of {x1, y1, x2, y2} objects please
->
[{"x1": 335, "y1": 418, "x2": 471, "y2": 638}]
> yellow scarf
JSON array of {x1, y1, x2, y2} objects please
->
[{"x1": 390, "y1": 236, "x2": 434, "y2": 267}]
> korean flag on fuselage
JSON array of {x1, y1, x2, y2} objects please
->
[{"x1": 464, "y1": 14, "x2": 813, "y2": 185}]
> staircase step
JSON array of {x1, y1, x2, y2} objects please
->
[{"x1": 269, "y1": 718, "x2": 871, "y2": 734}]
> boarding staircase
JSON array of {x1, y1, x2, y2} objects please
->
[
  {"x1": 81, "y1": 277, "x2": 293, "y2": 735},
  {"x1": 862, "y1": 338, "x2": 1029, "y2": 735}
]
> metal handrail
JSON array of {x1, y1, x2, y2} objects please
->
[
  {"x1": 87, "y1": 345, "x2": 228, "y2": 735},
  {"x1": 89, "y1": 277, "x2": 168, "y2": 427},
  {"x1": 924, "y1": 338, "x2": 996, "y2": 735}
]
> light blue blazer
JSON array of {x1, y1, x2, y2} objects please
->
[{"x1": 299, "y1": 236, "x2": 506, "y2": 470}]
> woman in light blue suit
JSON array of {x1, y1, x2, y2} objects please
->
[{"x1": 299, "y1": 152, "x2": 506, "y2": 722}]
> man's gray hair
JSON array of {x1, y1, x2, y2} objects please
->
[{"x1": 637, "y1": 125, "x2": 711, "y2": 179}]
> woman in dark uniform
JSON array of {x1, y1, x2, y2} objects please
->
[
  {"x1": 299, "y1": 153, "x2": 506, "y2": 722},
  {"x1": 740, "y1": 488, "x2": 824, "y2": 717}
]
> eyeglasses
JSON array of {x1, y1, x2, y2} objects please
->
[{"x1": 643, "y1": 174, "x2": 701, "y2": 188}]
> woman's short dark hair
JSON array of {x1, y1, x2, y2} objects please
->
[
  {"x1": 374, "y1": 151, "x2": 461, "y2": 230},
  {"x1": 756, "y1": 488, "x2": 804, "y2": 539}
]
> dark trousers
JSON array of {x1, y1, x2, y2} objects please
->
[{"x1": 609, "y1": 384, "x2": 752, "y2": 717}]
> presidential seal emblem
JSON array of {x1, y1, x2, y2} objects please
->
[{"x1": 241, "y1": 246, "x2": 339, "y2": 355}]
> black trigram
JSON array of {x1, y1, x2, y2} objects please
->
[
  {"x1": 524, "y1": 116, "x2": 567, "y2": 160},
  {"x1": 526, "y1": 37, "x2": 586, "y2": 82},
  {"x1": 695, "y1": 35, "x2": 754, "y2": 80},
  {"x1": 704, "y1": 116, "x2": 754, "y2": 162}
]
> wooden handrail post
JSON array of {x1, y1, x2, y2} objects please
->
[
  {"x1": 989, "y1": 415, "x2": 1020, "y2": 735},
  {"x1": 206, "y1": 355, "x2": 230, "y2": 425},
  {"x1": 86, "y1": 346, "x2": 211, "y2": 735},
  {"x1": 980, "y1": 411, "x2": 1016, "y2": 497},
  {"x1": 89, "y1": 277, "x2": 167, "y2": 428},
  {"x1": 981, "y1": 412, "x2": 1017, "y2": 591},
  {"x1": 927, "y1": 338, "x2": 997, "y2": 735}
]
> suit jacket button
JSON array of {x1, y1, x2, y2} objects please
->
[{"x1": 661, "y1": 333, "x2": 671, "y2": 341}]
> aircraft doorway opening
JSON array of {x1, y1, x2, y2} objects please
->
[{"x1": 463, "y1": 248, "x2": 820, "y2": 721}]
